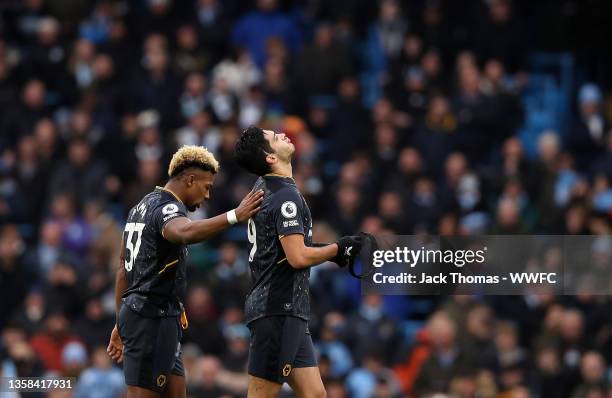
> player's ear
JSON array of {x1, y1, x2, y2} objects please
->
[
  {"x1": 186, "y1": 174, "x2": 194, "y2": 187},
  {"x1": 265, "y1": 153, "x2": 277, "y2": 165}
]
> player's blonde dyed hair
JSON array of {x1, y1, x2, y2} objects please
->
[{"x1": 168, "y1": 145, "x2": 220, "y2": 177}]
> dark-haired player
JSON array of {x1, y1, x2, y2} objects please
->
[
  {"x1": 107, "y1": 145, "x2": 263, "y2": 398},
  {"x1": 234, "y1": 126, "x2": 363, "y2": 398}
]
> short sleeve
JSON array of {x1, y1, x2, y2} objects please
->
[
  {"x1": 272, "y1": 188, "x2": 305, "y2": 237},
  {"x1": 152, "y1": 200, "x2": 188, "y2": 235}
]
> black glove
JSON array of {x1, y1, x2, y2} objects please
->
[
  {"x1": 332, "y1": 235, "x2": 363, "y2": 268},
  {"x1": 348, "y1": 232, "x2": 379, "y2": 279}
]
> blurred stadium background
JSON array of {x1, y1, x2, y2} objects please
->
[{"x1": 0, "y1": 0, "x2": 611, "y2": 397}]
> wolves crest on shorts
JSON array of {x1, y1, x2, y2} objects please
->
[{"x1": 157, "y1": 374, "x2": 167, "y2": 387}]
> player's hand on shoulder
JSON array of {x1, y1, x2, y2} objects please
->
[
  {"x1": 235, "y1": 189, "x2": 264, "y2": 222},
  {"x1": 332, "y1": 234, "x2": 363, "y2": 268}
]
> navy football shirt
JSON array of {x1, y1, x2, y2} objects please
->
[
  {"x1": 245, "y1": 176, "x2": 313, "y2": 324},
  {"x1": 121, "y1": 187, "x2": 188, "y2": 317}
]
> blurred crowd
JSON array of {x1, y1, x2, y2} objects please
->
[{"x1": 0, "y1": 0, "x2": 611, "y2": 397}]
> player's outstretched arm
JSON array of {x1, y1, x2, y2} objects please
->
[
  {"x1": 281, "y1": 234, "x2": 363, "y2": 269},
  {"x1": 163, "y1": 189, "x2": 264, "y2": 244}
]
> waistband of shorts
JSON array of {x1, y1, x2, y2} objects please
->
[{"x1": 123, "y1": 294, "x2": 183, "y2": 317}]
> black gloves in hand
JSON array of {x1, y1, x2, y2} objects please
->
[{"x1": 332, "y1": 235, "x2": 363, "y2": 268}]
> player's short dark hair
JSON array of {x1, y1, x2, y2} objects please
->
[{"x1": 234, "y1": 126, "x2": 273, "y2": 176}]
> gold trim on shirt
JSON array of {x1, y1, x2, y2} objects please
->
[
  {"x1": 158, "y1": 259, "x2": 179, "y2": 274},
  {"x1": 156, "y1": 186, "x2": 183, "y2": 203}
]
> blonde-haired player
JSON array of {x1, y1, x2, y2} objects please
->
[{"x1": 108, "y1": 145, "x2": 263, "y2": 398}]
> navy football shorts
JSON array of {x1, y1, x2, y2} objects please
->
[
  {"x1": 117, "y1": 304, "x2": 184, "y2": 392},
  {"x1": 247, "y1": 316, "x2": 317, "y2": 384}
]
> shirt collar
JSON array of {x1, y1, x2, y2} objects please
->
[{"x1": 155, "y1": 186, "x2": 184, "y2": 203}]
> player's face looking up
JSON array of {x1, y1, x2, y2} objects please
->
[
  {"x1": 180, "y1": 168, "x2": 215, "y2": 212},
  {"x1": 234, "y1": 126, "x2": 294, "y2": 176},
  {"x1": 262, "y1": 129, "x2": 294, "y2": 164}
]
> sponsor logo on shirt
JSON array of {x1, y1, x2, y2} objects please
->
[
  {"x1": 283, "y1": 220, "x2": 299, "y2": 227},
  {"x1": 163, "y1": 213, "x2": 181, "y2": 222}
]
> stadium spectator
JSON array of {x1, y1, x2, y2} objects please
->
[
  {"x1": 82, "y1": 200, "x2": 122, "y2": 274},
  {"x1": 26, "y1": 17, "x2": 67, "y2": 93},
  {"x1": 481, "y1": 321, "x2": 528, "y2": 377},
  {"x1": 134, "y1": 35, "x2": 181, "y2": 126},
  {"x1": 0, "y1": 79, "x2": 50, "y2": 144},
  {"x1": 298, "y1": 23, "x2": 352, "y2": 99},
  {"x1": 29, "y1": 312, "x2": 82, "y2": 372},
  {"x1": 328, "y1": 76, "x2": 370, "y2": 161},
  {"x1": 176, "y1": 111, "x2": 221, "y2": 152},
  {"x1": 122, "y1": 159, "x2": 162, "y2": 212},
  {"x1": 365, "y1": 0, "x2": 407, "y2": 77},
  {"x1": 182, "y1": 285, "x2": 225, "y2": 357},
  {"x1": 212, "y1": 50, "x2": 261, "y2": 99},
  {"x1": 11, "y1": 291, "x2": 46, "y2": 336},
  {"x1": 476, "y1": 0, "x2": 528, "y2": 73},
  {"x1": 2, "y1": 326, "x2": 45, "y2": 379},
  {"x1": 490, "y1": 197, "x2": 530, "y2": 234},
  {"x1": 412, "y1": 94, "x2": 457, "y2": 179},
  {"x1": 534, "y1": 345, "x2": 566, "y2": 397},
  {"x1": 32, "y1": 118, "x2": 61, "y2": 169},
  {"x1": 0, "y1": 1, "x2": 610, "y2": 396},
  {"x1": 208, "y1": 74, "x2": 239, "y2": 123},
  {"x1": 316, "y1": 312, "x2": 354, "y2": 378},
  {"x1": 0, "y1": 225, "x2": 34, "y2": 329},
  {"x1": 571, "y1": 351, "x2": 608, "y2": 398},
  {"x1": 207, "y1": 242, "x2": 250, "y2": 309},
  {"x1": 413, "y1": 311, "x2": 477, "y2": 395},
  {"x1": 187, "y1": 356, "x2": 236, "y2": 398},
  {"x1": 346, "y1": 351, "x2": 401, "y2": 398},
  {"x1": 48, "y1": 138, "x2": 109, "y2": 204},
  {"x1": 44, "y1": 258, "x2": 84, "y2": 317},
  {"x1": 73, "y1": 298, "x2": 114, "y2": 350},
  {"x1": 74, "y1": 345, "x2": 125, "y2": 398},
  {"x1": 569, "y1": 83, "x2": 609, "y2": 172},
  {"x1": 173, "y1": 24, "x2": 207, "y2": 76},
  {"x1": 231, "y1": 0, "x2": 302, "y2": 69},
  {"x1": 347, "y1": 294, "x2": 402, "y2": 364},
  {"x1": 46, "y1": 193, "x2": 92, "y2": 258},
  {"x1": 60, "y1": 341, "x2": 88, "y2": 377},
  {"x1": 193, "y1": 0, "x2": 231, "y2": 69},
  {"x1": 178, "y1": 72, "x2": 208, "y2": 120}
]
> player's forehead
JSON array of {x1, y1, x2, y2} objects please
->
[{"x1": 262, "y1": 129, "x2": 276, "y2": 141}]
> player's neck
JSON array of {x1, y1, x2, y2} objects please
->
[
  {"x1": 161, "y1": 181, "x2": 185, "y2": 203},
  {"x1": 266, "y1": 162, "x2": 292, "y2": 178}
]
